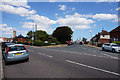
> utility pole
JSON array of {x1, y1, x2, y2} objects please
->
[
  {"x1": 35, "y1": 24, "x2": 37, "y2": 40},
  {"x1": 31, "y1": 20, "x2": 34, "y2": 46}
]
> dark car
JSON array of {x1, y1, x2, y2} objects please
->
[{"x1": 1, "y1": 42, "x2": 9, "y2": 51}]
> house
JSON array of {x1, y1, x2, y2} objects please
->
[
  {"x1": 90, "y1": 33, "x2": 100, "y2": 42},
  {"x1": 13, "y1": 34, "x2": 27, "y2": 43},
  {"x1": 91, "y1": 30, "x2": 110, "y2": 44},
  {"x1": 99, "y1": 30, "x2": 110, "y2": 44},
  {"x1": 110, "y1": 26, "x2": 120, "y2": 42},
  {"x1": 0, "y1": 37, "x2": 13, "y2": 42}
]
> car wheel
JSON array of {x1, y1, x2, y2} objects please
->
[
  {"x1": 5, "y1": 60, "x2": 9, "y2": 65},
  {"x1": 102, "y1": 47, "x2": 105, "y2": 51},
  {"x1": 112, "y1": 49, "x2": 116, "y2": 53},
  {"x1": 25, "y1": 58, "x2": 29, "y2": 62}
]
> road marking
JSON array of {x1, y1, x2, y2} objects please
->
[
  {"x1": 28, "y1": 49, "x2": 33, "y2": 52},
  {"x1": 38, "y1": 53, "x2": 53, "y2": 58},
  {"x1": 35, "y1": 48, "x2": 118, "y2": 60},
  {"x1": 100, "y1": 53, "x2": 119, "y2": 60},
  {"x1": 66, "y1": 60, "x2": 120, "y2": 76},
  {"x1": 83, "y1": 48, "x2": 87, "y2": 49},
  {"x1": 93, "y1": 51, "x2": 97, "y2": 52}
]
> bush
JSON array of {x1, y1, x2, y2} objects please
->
[
  {"x1": 48, "y1": 37, "x2": 60, "y2": 45},
  {"x1": 112, "y1": 41, "x2": 120, "y2": 45},
  {"x1": 17, "y1": 41, "x2": 28, "y2": 45},
  {"x1": 84, "y1": 41, "x2": 88, "y2": 44},
  {"x1": 33, "y1": 40, "x2": 44, "y2": 46}
]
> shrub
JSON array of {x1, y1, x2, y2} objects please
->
[
  {"x1": 112, "y1": 41, "x2": 120, "y2": 45},
  {"x1": 48, "y1": 37, "x2": 60, "y2": 45},
  {"x1": 33, "y1": 40, "x2": 44, "y2": 46}
]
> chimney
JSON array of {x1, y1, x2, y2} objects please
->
[{"x1": 13, "y1": 30, "x2": 16, "y2": 38}]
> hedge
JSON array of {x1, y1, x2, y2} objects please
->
[{"x1": 112, "y1": 41, "x2": 120, "y2": 45}]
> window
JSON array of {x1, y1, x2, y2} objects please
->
[
  {"x1": 9, "y1": 46, "x2": 26, "y2": 52},
  {"x1": 102, "y1": 35, "x2": 105, "y2": 37},
  {"x1": 104, "y1": 44, "x2": 110, "y2": 46},
  {"x1": 114, "y1": 37, "x2": 118, "y2": 41}
]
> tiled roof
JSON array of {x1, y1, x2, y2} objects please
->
[
  {"x1": 110, "y1": 26, "x2": 120, "y2": 32},
  {"x1": 100, "y1": 30, "x2": 109, "y2": 35}
]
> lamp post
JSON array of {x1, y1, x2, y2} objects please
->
[{"x1": 30, "y1": 20, "x2": 34, "y2": 46}]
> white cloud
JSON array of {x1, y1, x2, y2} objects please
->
[
  {"x1": 1, "y1": 0, "x2": 30, "y2": 8},
  {"x1": 93, "y1": 24, "x2": 97, "y2": 27},
  {"x1": 59, "y1": 5, "x2": 67, "y2": 11},
  {"x1": 21, "y1": 22, "x2": 34, "y2": 29},
  {"x1": 22, "y1": 14, "x2": 56, "y2": 33},
  {"x1": 57, "y1": 13, "x2": 95, "y2": 30},
  {"x1": 63, "y1": 7, "x2": 76, "y2": 14},
  {"x1": 93, "y1": 13, "x2": 118, "y2": 21},
  {"x1": 116, "y1": 7, "x2": 120, "y2": 10},
  {"x1": 68, "y1": 0, "x2": 74, "y2": 2},
  {"x1": 49, "y1": 0, "x2": 56, "y2": 2},
  {"x1": 0, "y1": 24, "x2": 7, "y2": 27},
  {"x1": 0, "y1": 4, "x2": 36, "y2": 16},
  {"x1": 0, "y1": 26, "x2": 15, "y2": 35},
  {"x1": 97, "y1": 0, "x2": 120, "y2": 2}
]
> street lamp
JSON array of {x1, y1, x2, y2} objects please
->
[{"x1": 30, "y1": 20, "x2": 34, "y2": 46}]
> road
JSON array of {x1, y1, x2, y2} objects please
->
[{"x1": 3, "y1": 44, "x2": 120, "y2": 79}]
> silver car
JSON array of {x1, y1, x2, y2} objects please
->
[
  {"x1": 3, "y1": 44, "x2": 29, "y2": 65},
  {"x1": 102, "y1": 43, "x2": 120, "y2": 53}
]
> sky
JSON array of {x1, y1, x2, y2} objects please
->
[{"x1": 0, "y1": 0, "x2": 119, "y2": 41}]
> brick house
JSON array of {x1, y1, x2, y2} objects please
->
[
  {"x1": 13, "y1": 34, "x2": 27, "y2": 43},
  {"x1": 91, "y1": 30, "x2": 110, "y2": 44},
  {"x1": 90, "y1": 33, "x2": 100, "y2": 42},
  {"x1": 99, "y1": 30, "x2": 110, "y2": 44},
  {"x1": 110, "y1": 26, "x2": 120, "y2": 42}
]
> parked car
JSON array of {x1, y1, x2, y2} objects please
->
[
  {"x1": 1, "y1": 42, "x2": 9, "y2": 51},
  {"x1": 67, "y1": 42, "x2": 73, "y2": 46},
  {"x1": 3, "y1": 44, "x2": 29, "y2": 65},
  {"x1": 102, "y1": 43, "x2": 120, "y2": 53}
]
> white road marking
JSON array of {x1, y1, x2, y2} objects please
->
[
  {"x1": 100, "y1": 53, "x2": 119, "y2": 60},
  {"x1": 93, "y1": 51, "x2": 97, "y2": 52},
  {"x1": 31, "y1": 48, "x2": 118, "y2": 60},
  {"x1": 38, "y1": 53, "x2": 53, "y2": 58},
  {"x1": 66, "y1": 60, "x2": 120, "y2": 76}
]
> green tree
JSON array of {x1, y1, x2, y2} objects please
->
[
  {"x1": 34, "y1": 30, "x2": 49, "y2": 41},
  {"x1": 52, "y1": 26, "x2": 73, "y2": 43},
  {"x1": 48, "y1": 35, "x2": 60, "y2": 44},
  {"x1": 27, "y1": 31, "x2": 33, "y2": 40},
  {"x1": 82, "y1": 37, "x2": 88, "y2": 44}
]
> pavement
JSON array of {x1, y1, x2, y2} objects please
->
[
  {"x1": 26, "y1": 44, "x2": 67, "y2": 48},
  {"x1": 0, "y1": 45, "x2": 4, "y2": 80},
  {"x1": 3, "y1": 44, "x2": 120, "y2": 79},
  {"x1": 84, "y1": 44, "x2": 101, "y2": 49}
]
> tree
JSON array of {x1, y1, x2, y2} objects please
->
[
  {"x1": 52, "y1": 26, "x2": 73, "y2": 43},
  {"x1": 34, "y1": 30, "x2": 49, "y2": 41},
  {"x1": 82, "y1": 37, "x2": 88, "y2": 44},
  {"x1": 27, "y1": 31, "x2": 33, "y2": 40}
]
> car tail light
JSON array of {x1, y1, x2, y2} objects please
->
[
  {"x1": 6, "y1": 47, "x2": 9, "y2": 54},
  {"x1": 24, "y1": 46, "x2": 28, "y2": 52}
]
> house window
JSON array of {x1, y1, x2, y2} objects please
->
[
  {"x1": 102, "y1": 35, "x2": 105, "y2": 37},
  {"x1": 114, "y1": 37, "x2": 118, "y2": 41}
]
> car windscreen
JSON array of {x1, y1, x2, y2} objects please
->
[
  {"x1": 112, "y1": 44, "x2": 120, "y2": 47},
  {"x1": 8, "y1": 46, "x2": 26, "y2": 52}
]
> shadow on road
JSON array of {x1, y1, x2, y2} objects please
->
[
  {"x1": 100, "y1": 50, "x2": 120, "y2": 54},
  {"x1": 3, "y1": 59, "x2": 29, "y2": 66}
]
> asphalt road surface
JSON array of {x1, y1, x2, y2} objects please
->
[{"x1": 3, "y1": 44, "x2": 120, "y2": 79}]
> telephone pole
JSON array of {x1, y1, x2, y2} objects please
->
[{"x1": 35, "y1": 24, "x2": 37, "y2": 40}]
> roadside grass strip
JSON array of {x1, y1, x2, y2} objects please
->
[{"x1": 66, "y1": 60, "x2": 120, "y2": 76}]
